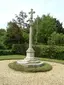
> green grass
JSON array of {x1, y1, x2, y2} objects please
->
[
  {"x1": 0, "y1": 55, "x2": 64, "y2": 64},
  {"x1": 0, "y1": 55, "x2": 64, "y2": 72},
  {"x1": 40, "y1": 58, "x2": 64, "y2": 64},
  {"x1": 8, "y1": 61, "x2": 52, "y2": 72},
  {"x1": 0, "y1": 55, "x2": 25, "y2": 60}
]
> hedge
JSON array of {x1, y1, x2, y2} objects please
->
[
  {"x1": 0, "y1": 50, "x2": 13, "y2": 55},
  {"x1": 0, "y1": 44, "x2": 64, "y2": 60},
  {"x1": 0, "y1": 43, "x2": 6, "y2": 50},
  {"x1": 33, "y1": 45, "x2": 64, "y2": 60},
  {"x1": 12, "y1": 44, "x2": 28, "y2": 55},
  {"x1": 11, "y1": 44, "x2": 64, "y2": 60}
]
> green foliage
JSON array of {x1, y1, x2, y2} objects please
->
[
  {"x1": 4, "y1": 22, "x2": 24, "y2": 48},
  {"x1": 22, "y1": 28, "x2": 29, "y2": 43},
  {"x1": 33, "y1": 45, "x2": 64, "y2": 60},
  {"x1": 0, "y1": 55, "x2": 24, "y2": 60},
  {"x1": 0, "y1": 29, "x2": 6, "y2": 44},
  {"x1": 0, "y1": 12, "x2": 64, "y2": 59},
  {"x1": 0, "y1": 29, "x2": 6, "y2": 36},
  {"x1": 33, "y1": 14, "x2": 63, "y2": 44},
  {"x1": 0, "y1": 50, "x2": 12, "y2": 55},
  {"x1": 0, "y1": 43, "x2": 6, "y2": 50},
  {"x1": 13, "y1": 11, "x2": 27, "y2": 28},
  {"x1": 48, "y1": 32, "x2": 64, "y2": 45},
  {"x1": 34, "y1": 45, "x2": 56, "y2": 58},
  {"x1": 0, "y1": 55, "x2": 64, "y2": 64},
  {"x1": 8, "y1": 61, "x2": 52, "y2": 72},
  {"x1": 12, "y1": 44, "x2": 28, "y2": 55}
]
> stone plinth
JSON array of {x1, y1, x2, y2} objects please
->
[
  {"x1": 17, "y1": 57, "x2": 43, "y2": 67},
  {"x1": 17, "y1": 47, "x2": 43, "y2": 67},
  {"x1": 26, "y1": 48, "x2": 35, "y2": 60}
]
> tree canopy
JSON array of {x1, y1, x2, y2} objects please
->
[
  {"x1": 0, "y1": 11, "x2": 64, "y2": 49},
  {"x1": 33, "y1": 14, "x2": 64, "y2": 44},
  {"x1": 4, "y1": 22, "x2": 24, "y2": 48}
]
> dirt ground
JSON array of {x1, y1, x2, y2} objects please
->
[{"x1": 0, "y1": 60, "x2": 64, "y2": 85}]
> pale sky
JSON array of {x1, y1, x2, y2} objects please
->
[{"x1": 0, "y1": 0, "x2": 64, "y2": 28}]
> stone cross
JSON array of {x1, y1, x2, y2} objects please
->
[
  {"x1": 29, "y1": 9, "x2": 35, "y2": 23},
  {"x1": 29, "y1": 9, "x2": 35, "y2": 48},
  {"x1": 17, "y1": 9, "x2": 43, "y2": 66}
]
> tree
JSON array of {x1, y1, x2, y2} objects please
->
[
  {"x1": 12, "y1": 10, "x2": 29, "y2": 43},
  {"x1": 33, "y1": 14, "x2": 63, "y2": 44},
  {"x1": 12, "y1": 11, "x2": 27, "y2": 28},
  {"x1": 32, "y1": 16, "x2": 42, "y2": 44},
  {"x1": 0, "y1": 29, "x2": 6, "y2": 49},
  {"x1": 54, "y1": 19, "x2": 63, "y2": 33},
  {"x1": 4, "y1": 22, "x2": 24, "y2": 48},
  {"x1": 0, "y1": 28, "x2": 6, "y2": 44},
  {"x1": 22, "y1": 28, "x2": 29, "y2": 43},
  {"x1": 48, "y1": 32, "x2": 64, "y2": 45}
]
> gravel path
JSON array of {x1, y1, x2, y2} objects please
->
[{"x1": 0, "y1": 60, "x2": 64, "y2": 85}]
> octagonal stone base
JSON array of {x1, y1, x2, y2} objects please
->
[
  {"x1": 17, "y1": 58, "x2": 43, "y2": 67},
  {"x1": 17, "y1": 47, "x2": 43, "y2": 67}
]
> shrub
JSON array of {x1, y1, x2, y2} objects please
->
[
  {"x1": 0, "y1": 50, "x2": 13, "y2": 55},
  {"x1": 33, "y1": 45, "x2": 64, "y2": 60},
  {"x1": 12, "y1": 44, "x2": 28, "y2": 55},
  {"x1": 0, "y1": 43, "x2": 6, "y2": 50},
  {"x1": 48, "y1": 32, "x2": 64, "y2": 45},
  {"x1": 0, "y1": 43, "x2": 64, "y2": 60},
  {"x1": 33, "y1": 45, "x2": 56, "y2": 58}
]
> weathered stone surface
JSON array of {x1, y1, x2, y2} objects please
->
[{"x1": 17, "y1": 9, "x2": 43, "y2": 67}]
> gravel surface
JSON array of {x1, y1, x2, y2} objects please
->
[{"x1": 0, "y1": 60, "x2": 64, "y2": 85}]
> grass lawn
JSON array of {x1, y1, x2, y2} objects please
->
[
  {"x1": 0, "y1": 55, "x2": 25, "y2": 60},
  {"x1": 0, "y1": 55, "x2": 64, "y2": 64},
  {"x1": 8, "y1": 62, "x2": 52, "y2": 72},
  {"x1": 40, "y1": 58, "x2": 64, "y2": 64}
]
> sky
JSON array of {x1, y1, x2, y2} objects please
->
[{"x1": 0, "y1": 0, "x2": 64, "y2": 28}]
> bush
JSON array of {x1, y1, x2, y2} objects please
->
[
  {"x1": 48, "y1": 32, "x2": 64, "y2": 45},
  {"x1": 55, "y1": 52, "x2": 64, "y2": 60},
  {"x1": 0, "y1": 43, "x2": 64, "y2": 60},
  {"x1": 0, "y1": 50, "x2": 13, "y2": 55},
  {"x1": 12, "y1": 44, "x2": 28, "y2": 55},
  {"x1": 0, "y1": 43, "x2": 6, "y2": 50},
  {"x1": 33, "y1": 45, "x2": 56, "y2": 58},
  {"x1": 33, "y1": 45, "x2": 64, "y2": 60}
]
